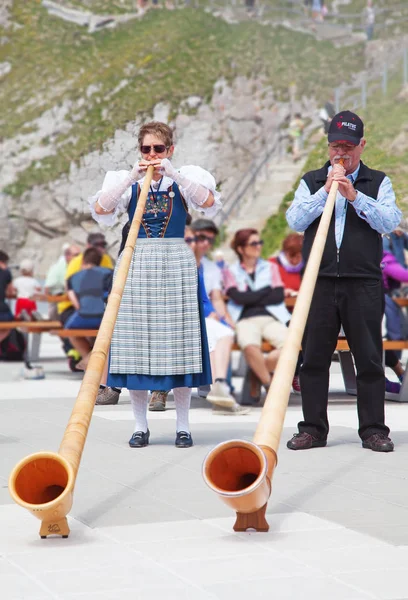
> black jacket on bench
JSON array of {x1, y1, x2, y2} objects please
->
[{"x1": 301, "y1": 161, "x2": 386, "y2": 280}]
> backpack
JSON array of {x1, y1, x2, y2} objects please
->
[{"x1": 0, "y1": 329, "x2": 27, "y2": 361}]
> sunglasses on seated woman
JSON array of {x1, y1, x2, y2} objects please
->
[
  {"x1": 246, "y1": 240, "x2": 264, "y2": 247},
  {"x1": 184, "y1": 236, "x2": 197, "y2": 245},
  {"x1": 140, "y1": 144, "x2": 169, "y2": 154}
]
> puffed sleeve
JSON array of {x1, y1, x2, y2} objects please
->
[
  {"x1": 178, "y1": 165, "x2": 222, "y2": 218},
  {"x1": 88, "y1": 170, "x2": 133, "y2": 227}
]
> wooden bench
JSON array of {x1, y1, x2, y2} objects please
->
[
  {"x1": 0, "y1": 321, "x2": 63, "y2": 362},
  {"x1": 233, "y1": 338, "x2": 408, "y2": 405},
  {"x1": 5, "y1": 317, "x2": 408, "y2": 404}
]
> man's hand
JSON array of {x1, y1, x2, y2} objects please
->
[
  {"x1": 335, "y1": 176, "x2": 357, "y2": 202},
  {"x1": 325, "y1": 164, "x2": 357, "y2": 201},
  {"x1": 324, "y1": 163, "x2": 345, "y2": 193}
]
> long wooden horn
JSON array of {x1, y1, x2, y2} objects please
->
[
  {"x1": 203, "y1": 161, "x2": 343, "y2": 532},
  {"x1": 8, "y1": 165, "x2": 154, "y2": 539}
]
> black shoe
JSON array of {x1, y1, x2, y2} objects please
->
[
  {"x1": 175, "y1": 431, "x2": 193, "y2": 448},
  {"x1": 129, "y1": 430, "x2": 150, "y2": 448},
  {"x1": 362, "y1": 433, "x2": 394, "y2": 452},
  {"x1": 287, "y1": 432, "x2": 327, "y2": 450}
]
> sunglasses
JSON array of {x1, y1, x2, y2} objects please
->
[
  {"x1": 246, "y1": 240, "x2": 264, "y2": 247},
  {"x1": 140, "y1": 144, "x2": 168, "y2": 154},
  {"x1": 195, "y1": 234, "x2": 215, "y2": 245},
  {"x1": 184, "y1": 236, "x2": 197, "y2": 245},
  {"x1": 94, "y1": 241, "x2": 107, "y2": 248}
]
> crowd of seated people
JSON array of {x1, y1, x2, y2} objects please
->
[{"x1": 5, "y1": 213, "x2": 408, "y2": 406}]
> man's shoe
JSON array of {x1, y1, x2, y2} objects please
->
[
  {"x1": 212, "y1": 402, "x2": 250, "y2": 416},
  {"x1": 287, "y1": 432, "x2": 327, "y2": 450},
  {"x1": 95, "y1": 386, "x2": 120, "y2": 405},
  {"x1": 148, "y1": 390, "x2": 168, "y2": 411},
  {"x1": 362, "y1": 433, "x2": 394, "y2": 452},
  {"x1": 175, "y1": 431, "x2": 193, "y2": 448},
  {"x1": 206, "y1": 380, "x2": 235, "y2": 408},
  {"x1": 129, "y1": 430, "x2": 150, "y2": 448}
]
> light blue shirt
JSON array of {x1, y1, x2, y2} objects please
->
[{"x1": 286, "y1": 163, "x2": 401, "y2": 248}]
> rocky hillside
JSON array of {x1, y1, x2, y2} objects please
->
[{"x1": 0, "y1": 0, "x2": 380, "y2": 275}]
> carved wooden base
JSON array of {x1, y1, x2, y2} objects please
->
[
  {"x1": 233, "y1": 504, "x2": 269, "y2": 532},
  {"x1": 39, "y1": 517, "x2": 70, "y2": 539}
]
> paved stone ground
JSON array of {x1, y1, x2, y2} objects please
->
[{"x1": 1, "y1": 334, "x2": 408, "y2": 599}]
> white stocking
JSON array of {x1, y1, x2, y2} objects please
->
[
  {"x1": 173, "y1": 387, "x2": 191, "y2": 433},
  {"x1": 129, "y1": 390, "x2": 149, "y2": 433}
]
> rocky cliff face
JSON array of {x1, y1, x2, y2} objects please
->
[{"x1": 1, "y1": 74, "x2": 312, "y2": 276}]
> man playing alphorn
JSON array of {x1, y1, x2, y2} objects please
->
[{"x1": 286, "y1": 110, "x2": 401, "y2": 452}]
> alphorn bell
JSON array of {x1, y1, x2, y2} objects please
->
[
  {"x1": 203, "y1": 160, "x2": 344, "y2": 532},
  {"x1": 8, "y1": 166, "x2": 154, "y2": 539}
]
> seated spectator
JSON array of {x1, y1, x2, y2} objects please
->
[
  {"x1": 57, "y1": 232, "x2": 113, "y2": 371},
  {"x1": 0, "y1": 251, "x2": 15, "y2": 343},
  {"x1": 65, "y1": 247, "x2": 113, "y2": 371},
  {"x1": 57, "y1": 232, "x2": 114, "y2": 327},
  {"x1": 186, "y1": 227, "x2": 249, "y2": 415},
  {"x1": 191, "y1": 218, "x2": 234, "y2": 328},
  {"x1": 44, "y1": 243, "x2": 81, "y2": 320},
  {"x1": 382, "y1": 219, "x2": 408, "y2": 268},
  {"x1": 223, "y1": 229, "x2": 295, "y2": 399},
  {"x1": 269, "y1": 233, "x2": 304, "y2": 296},
  {"x1": 382, "y1": 245, "x2": 408, "y2": 393},
  {"x1": 148, "y1": 228, "x2": 249, "y2": 416},
  {"x1": 13, "y1": 259, "x2": 42, "y2": 320},
  {"x1": 45, "y1": 243, "x2": 81, "y2": 296}
]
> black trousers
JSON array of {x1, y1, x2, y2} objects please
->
[{"x1": 298, "y1": 277, "x2": 389, "y2": 441}]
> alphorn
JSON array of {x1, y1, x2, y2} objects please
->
[
  {"x1": 8, "y1": 166, "x2": 154, "y2": 539},
  {"x1": 203, "y1": 160, "x2": 344, "y2": 532}
]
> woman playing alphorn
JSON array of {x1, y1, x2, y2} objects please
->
[{"x1": 89, "y1": 121, "x2": 220, "y2": 448}]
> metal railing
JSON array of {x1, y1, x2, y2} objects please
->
[
  {"x1": 334, "y1": 46, "x2": 408, "y2": 113},
  {"x1": 216, "y1": 135, "x2": 281, "y2": 228}
]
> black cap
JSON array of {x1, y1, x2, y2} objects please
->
[
  {"x1": 328, "y1": 110, "x2": 364, "y2": 145},
  {"x1": 191, "y1": 219, "x2": 219, "y2": 235}
]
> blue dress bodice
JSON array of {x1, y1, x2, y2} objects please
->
[{"x1": 127, "y1": 180, "x2": 187, "y2": 238}]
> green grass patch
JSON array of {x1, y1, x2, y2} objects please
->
[{"x1": 1, "y1": 1, "x2": 365, "y2": 198}]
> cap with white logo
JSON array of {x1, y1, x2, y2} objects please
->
[{"x1": 328, "y1": 110, "x2": 364, "y2": 145}]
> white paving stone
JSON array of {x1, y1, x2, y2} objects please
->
[{"x1": 2, "y1": 348, "x2": 408, "y2": 599}]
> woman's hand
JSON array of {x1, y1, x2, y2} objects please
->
[
  {"x1": 137, "y1": 159, "x2": 162, "y2": 175},
  {"x1": 158, "y1": 157, "x2": 177, "y2": 179}
]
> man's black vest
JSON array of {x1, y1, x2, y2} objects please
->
[{"x1": 302, "y1": 161, "x2": 386, "y2": 279}]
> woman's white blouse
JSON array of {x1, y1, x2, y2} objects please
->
[{"x1": 89, "y1": 165, "x2": 222, "y2": 226}]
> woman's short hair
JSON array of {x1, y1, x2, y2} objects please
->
[
  {"x1": 230, "y1": 228, "x2": 258, "y2": 258},
  {"x1": 282, "y1": 233, "x2": 303, "y2": 257},
  {"x1": 138, "y1": 121, "x2": 174, "y2": 149}
]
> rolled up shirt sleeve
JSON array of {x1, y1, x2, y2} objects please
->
[
  {"x1": 352, "y1": 176, "x2": 402, "y2": 234},
  {"x1": 286, "y1": 179, "x2": 328, "y2": 232}
]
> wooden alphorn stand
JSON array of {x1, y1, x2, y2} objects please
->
[
  {"x1": 203, "y1": 162, "x2": 343, "y2": 532},
  {"x1": 8, "y1": 166, "x2": 154, "y2": 539}
]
